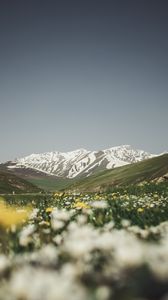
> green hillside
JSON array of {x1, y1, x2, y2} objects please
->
[
  {"x1": 0, "y1": 171, "x2": 41, "y2": 194},
  {"x1": 0, "y1": 163, "x2": 73, "y2": 192},
  {"x1": 28, "y1": 177, "x2": 74, "y2": 191},
  {"x1": 67, "y1": 154, "x2": 168, "y2": 192}
]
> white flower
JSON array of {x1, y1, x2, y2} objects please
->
[
  {"x1": 29, "y1": 208, "x2": 39, "y2": 220},
  {"x1": 30, "y1": 244, "x2": 58, "y2": 267},
  {"x1": 121, "y1": 219, "x2": 131, "y2": 228},
  {"x1": 51, "y1": 219, "x2": 65, "y2": 231},
  {"x1": 62, "y1": 223, "x2": 98, "y2": 258},
  {"x1": 95, "y1": 286, "x2": 111, "y2": 300},
  {"x1": 0, "y1": 255, "x2": 10, "y2": 274},
  {"x1": 91, "y1": 200, "x2": 108, "y2": 209},
  {"x1": 19, "y1": 224, "x2": 36, "y2": 247},
  {"x1": 53, "y1": 235, "x2": 63, "y2": 245},
  {"x1": 10, "y1": 266, "x2": 88, "y2": 300},
  {"x1": 51, "y1": 209, "x2": 71, "y2": 222}
]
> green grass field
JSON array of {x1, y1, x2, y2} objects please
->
[{"x1": 28, "y1": 177, "x2": 74, "y2": 191}]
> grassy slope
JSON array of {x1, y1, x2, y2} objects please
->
[
  {"x1": 0, "y1": 163, "x2": 73, "y2": 192},
  {"x1": 68, "y1": 154, "x2": 168, "y2": 192},
  {"x1": 28, "y1": 177, "x2": 74, "y2": 191},
  {"x1": 0, "y1": 171, "x2": 41, "y2": 194}
]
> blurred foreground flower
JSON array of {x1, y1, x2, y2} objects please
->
[{"x1": 0, "y1": 199, "x2": 30, "y2": 228}]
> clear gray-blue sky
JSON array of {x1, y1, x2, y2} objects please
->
[{"x1": 0, "y1": 0, "x2": 168, "y2": 162}]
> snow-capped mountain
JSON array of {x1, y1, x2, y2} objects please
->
[{"x1": 7, "y1": 145, "x2": 154, "y2": 179}]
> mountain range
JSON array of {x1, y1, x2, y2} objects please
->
[
  {"x1": 0, "y1": 145, "x2": 167, "y2": 193},
  {"x1": 4, "y1": 145, "x2": 154, "y2": 179}
]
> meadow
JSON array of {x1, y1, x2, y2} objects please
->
[{"x1": 0, "y1": 182, "x2": 168, "y2": 300}]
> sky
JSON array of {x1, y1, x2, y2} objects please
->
[{"x1": 0, "y1": 0, "x2": 168, "y2": 162}]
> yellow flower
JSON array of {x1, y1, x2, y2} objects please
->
[
  {"x1": 73, "y1": 201, "x2": 90, "y2": 209},
  {"x1": 45, "y1": 221, "x2": 50, "y2": 226},
  {"x1": 0, "y1": 199, "x2": 30, "y2": 228},
  {"x1": 54, "y1": 192, "x2": 63, "y2": 197},
  {"x1": 137, "y1": 207, "x2": 144, "y2": 213},
  {"x1": 75, "y1": 197, "x2": 81, "y2": 202},
  {"x1": 45, "y1": 207, "x2": 53, "y2": 213}
]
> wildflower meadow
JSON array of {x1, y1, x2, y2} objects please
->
[{"x1": 0, "y1": 182, "x2": 168, "y2": 300}]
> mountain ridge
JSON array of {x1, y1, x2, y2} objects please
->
[{"x1": 5, "y1": 145, "x2": 154, "y2": 179}]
